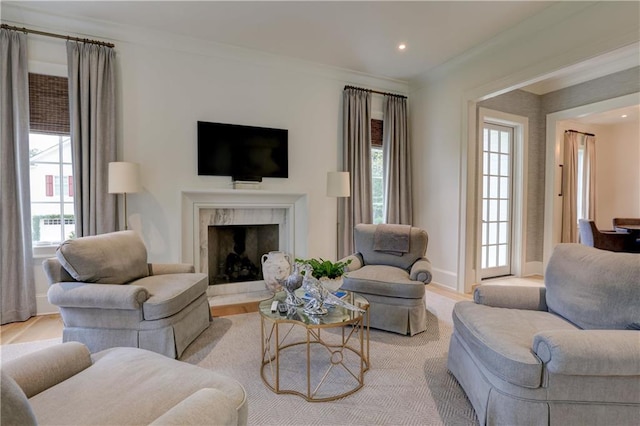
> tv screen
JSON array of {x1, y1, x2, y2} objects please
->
[{"x1": 198, "y1": 121, "x2": 288, "y2": 179}]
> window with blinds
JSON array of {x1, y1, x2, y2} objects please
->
[{"x1": 29, "y1": 73, "x2": 70, "y2": 135}]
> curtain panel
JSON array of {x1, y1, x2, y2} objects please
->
[
  {"x1": 338, "y1": 88, "x2": 372, "y2": 258},
  {"x1": 561, "y1": 131, "x2": 579, "y2": 243},
  {"x1": 0, "y1": 29, "x2": 37, "y2": 324},
  {"x1": 382, "y1": 96, "x2": 412, "y2": 225},
  {"x1": 67, "y1": 41, "x2": 118, "y2": 236}
]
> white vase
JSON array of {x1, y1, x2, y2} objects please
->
[{"x1": 261, "y1": 251, "x2": 291, "y2": 293}]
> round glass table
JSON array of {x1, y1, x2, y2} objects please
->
[{"x1": 259, "y1": 290, "x2": 370, "y2": 402}]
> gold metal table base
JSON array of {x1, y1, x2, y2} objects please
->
[{"x1": 260, "y1": 294, "x2": 370, "y2": 402}]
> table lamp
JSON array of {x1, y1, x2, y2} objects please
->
[
  {"x1": 108, "y1": 162, "x2": 142, "y2": 230},
  {"x1": 326, "y1": 171, "x2": 350, "y2": 197}
]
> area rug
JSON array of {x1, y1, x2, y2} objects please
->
[{"x1": 0, "y1": 290, "x2": 478, "y2": 425}]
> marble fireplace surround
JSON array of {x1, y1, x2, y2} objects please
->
[{"x1": 181, "y1": 190, "x2": 308, "y2": 296}]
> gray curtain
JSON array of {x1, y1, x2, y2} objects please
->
[
  {"x1": 67, "y1": 41, "x2": 117, "y2": 236},
  {"x1": 0, "y1": 29, "x2": 37, "y2": 324},
  {"x1": 585, "y1": 135, "x2": 596, "y2": 221},
  {"x1": 382, "y1": 95, "x2": 412, "y2": 225},
  {"x1": 338, "y1": 88, "x2": 372, "y2": 258}
]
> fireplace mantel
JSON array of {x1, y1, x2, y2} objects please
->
[{"x1": 181, "y1": 190, "x2": 308, "y2": 275}]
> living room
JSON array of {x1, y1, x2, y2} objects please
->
[{"x1": 2, "y1": 2, "x2": 639, "y2": 425}]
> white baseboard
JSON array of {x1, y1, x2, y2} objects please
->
[
  {"x1": 431, "y1": 267, "x2": 458, "y2": 291},
  {"x1": 523, "y1": 261, "x2": 543, "y2": 277},
  {"x1": 36, "y1": 294, "x2": 59, "y2": 315}
]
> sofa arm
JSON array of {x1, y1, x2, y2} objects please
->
[
  {"x1": 474, "y1": 285, "x2": 548, "y2": 311},
  {"x1": 149, "y1": 388, "x2": 238, "y2": 426},
  {"x1": 148, "y1": 263, "x2": 195, "y2": 275},
  {"x1": 339, "y1": 254, "x2": 363, "y2": 272},
  {"x1": 533, "y1": 330, "x2": 640, "y2": 376},
  {"x1": 410, "y1": 257, "x2": 432, "y2": 283},
  {"x1": 1, "y1": 342, "x2": 92, "y2": 398},
  {"x1": 48, "y1": 282, "x2": 149, "y2": 309}
]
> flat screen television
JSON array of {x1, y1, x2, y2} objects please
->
[{"x1": 197, "y1": 121, "x2": 288, "y2": 180}]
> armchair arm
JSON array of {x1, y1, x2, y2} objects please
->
[
  {"x1": 533, "y1": 330, "x2": 640, "y2": 376},
  {"x1": 339, "y1": 254, "x2": 363, "y2": 272},
  {"x1": 474, "y1": 285, "x2": 547, "y2": 311},
  {"x1": 2, "y1": 342, "x2": 92, "y2": 398},
  {"x1": 148, "y1": 263, "x2": 195, "y2": 275},
  {"x1": 48, "y1": 282, "x2": 149, "y2": 310},
  {"x1": 149, "y1": 388, "x2": 238, "y2": 426},
  {"x1": 409, "y1": 257, "x2": 433, "y2": 283}
]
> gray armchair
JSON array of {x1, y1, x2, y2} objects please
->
[
  {"x1": 43, "y1": 231, "x2": 210, "y2": 359},
  {"x1": 340, "y1": 224, "x2": 432, "y2": 336},
  {"x1": 1, "y1": 342, "x2": 247, "y2": 425},
  {"x1": 448, "y1": 244, "x2": 640, "y2": 425}
]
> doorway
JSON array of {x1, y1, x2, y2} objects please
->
[{"x1": 477, "y1": 108, "x2": 528, "y2": 283}]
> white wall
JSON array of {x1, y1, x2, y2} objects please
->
[
  {"x1": 595, "y1": 121, "x2": 640, "y2": 228},
  {"x1": 4, "y1": 5, "x2": 404, "y2": 313},
  {"x1": 409, "y1": 1, "x2": 640, "y2": 291}
]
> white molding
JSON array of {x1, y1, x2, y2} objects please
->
[
  {"x1": 431, "y1": 267, "x2": 458, "y2": 291},
  {"x1": 477, "y1": 108, "x2": 528, "y2": 281},
  {"x1": 181, "y1": 190, "x2": 308, "y2": 271},
  {"x1": 523, "y1": 261, "x2": 543, "y2": 277},
  {"x1": 542, "y1": 92, "x2": 640, "y2": 269}
]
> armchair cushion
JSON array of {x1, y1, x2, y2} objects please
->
[
  {"x1": 56, "y1": 230, "x2": 149, "y2": 284},
  {"x1": 0, "y1": 371, "x2": 37, "y2": 426},
  {"x1": 474, "y1": 285, "x2": 547, "y2": 311},
  {"x1": 140, "y1": 273, "x2": 208, "y2": 321},
  {"x1": 344, "y1": 265, "x2": 425, "y2": 299},
  {"x1": 452, "y1": 301, "x2": 578, "y2": 388},
  {"x1": 545, "y1": 244, "x2": 640, "y2": 330}
]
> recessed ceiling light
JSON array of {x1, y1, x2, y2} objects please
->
[
  {"x1": 398, "y1": 43, "x2": 406, "y2": 51},
  {"x1": 621, "y1": 114, "x2": 628, "y2": 118}
]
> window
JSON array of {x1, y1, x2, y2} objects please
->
[
  {"x1": 371, "y1": 119, "x2": 384, "y2": 224},
  {"x1": 28, "y1": 73, "x2": 74, "y2": 246}
]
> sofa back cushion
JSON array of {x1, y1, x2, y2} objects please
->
[
  {"x1": 354, "y1": 224, "x2": 428, "y2": 270},
  {"x1": 545, "y1": 244, "x2": 640, "y2": 330},
  {"x1": 56, "y1": 230, "x2": 149, "y2": 284}
]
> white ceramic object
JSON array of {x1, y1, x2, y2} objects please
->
[{"x1": 261, "y1": 251, "x2": 291, "y2": 293}]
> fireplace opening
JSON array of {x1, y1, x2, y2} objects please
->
[{"x1": 208, "y1": 224, "x2": 279, "y2": 285}]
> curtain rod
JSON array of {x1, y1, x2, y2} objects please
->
[
  {"x1": 1, "y1": 23, "x2": 115, "y2": 48},
  {"x1": 344, "y1": 85, "x2": 407, "y2": 99},
  {"x1": 565, "y1": 129, "x2": 595, "y2": 137}
]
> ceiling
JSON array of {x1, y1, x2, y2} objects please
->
[
  {"x1": 7, "y1": 1, "x2": 557, "y2": 81},
  {"x1": 6, "y1": 1, "x2": 638, "y2": 125}
]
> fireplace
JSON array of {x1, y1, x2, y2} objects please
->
[
  {"x1": 208, "y1": 224, "x2": 279, "y2": 285},
  {"x1": 181, "y1": 190, "x2": 308, "y2": 296}
]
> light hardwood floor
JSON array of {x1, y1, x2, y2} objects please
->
[{"x1": 0, "y1": 277, "x2": 541, "y2": 346}]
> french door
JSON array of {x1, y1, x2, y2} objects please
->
[{"x1": 480, "y1": 123, "x2": 514, "y2": 278}]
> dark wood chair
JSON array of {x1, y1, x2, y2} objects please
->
[
  {"x1": 578, "y1": 219, "x2": 636, "y2": 252},
  {"x1": 612, "y1": 217, "x2": 640, "y2": 231}
]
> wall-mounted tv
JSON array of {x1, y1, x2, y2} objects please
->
[{"x1": 197, "y1": 121, "x2": 288, "y2": 180}]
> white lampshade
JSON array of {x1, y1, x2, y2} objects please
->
[
  {"x1": 326, "y1": 171, "x2": 350, "y2": 197},
  {"x1": 108, "y1": 162, "x2": 142, "y2": 194}
]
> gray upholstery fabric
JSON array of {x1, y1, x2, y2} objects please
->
[
  {"x1": 140, "y1": 273, "x2": 208, "y2": 320},
  {"x1": 448, "y1": 244, "x2": 640, "y2": 425},
  {"x1": 341, "y1": 224, "x2": 432, "y2": 335},
  {"x1": 354, "y1": 224, "x2": 428, "y2": 270},
  {"x1": 0, "y1": 371, "x2": 37, "y2": 426},
  {"x1": 545, "y1": 244, "x2": 640, "y2": 329},
  {"x1": 149, "y1": 389, "x2": 238, "y2": 426},
  {"x1": 56, "y1": 231, "x2": 149, "y2": 284},
  {"x1": 3, "y1": 343, "x2": 247, "y2": 426},
  {"x1": 474, "y1": 285, "x2": 548, "y2": 311},
  {"x1": 343, "y1": 265, "x2": 425, "y2": 298},
  {"x1": 452, "y1": 301, "x2": 578, "y2": 388},
  {"x1": 45, "y1": 231, "x2": 210, "y2": 358},
  {"x1": 1, "y1": 342, "x2": 92, "y2": 398}
]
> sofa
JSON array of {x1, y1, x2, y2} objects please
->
[
  {"x1": 1, "y1": 342, "x2": 247, "y2": 425},
  {"x1": 448, "y1": 244, "x2": 640, "y2": 425},
  {"x1": 43, "y1": 230, "x2": 210, "y2": 359},
  {"x1": 340, "y1": 223, "x2": 432, "y2": 335}
]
